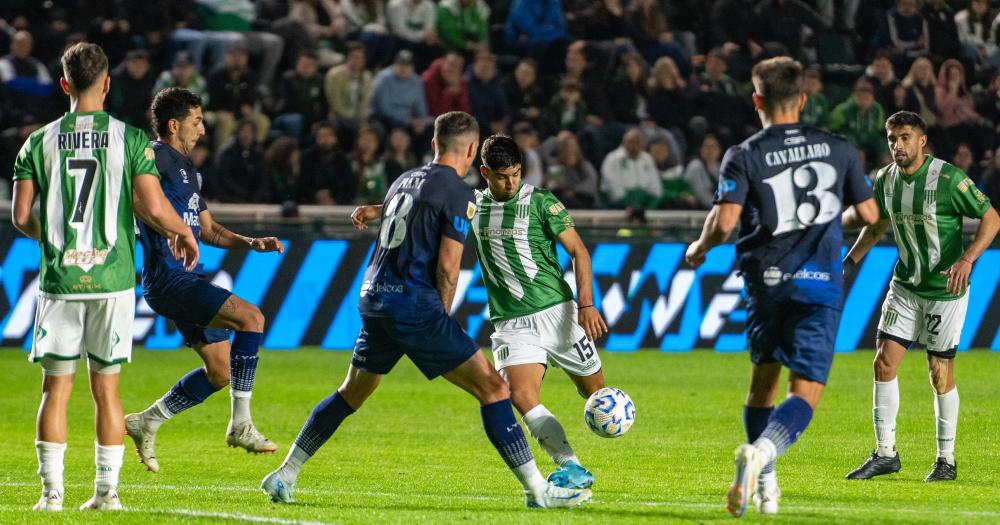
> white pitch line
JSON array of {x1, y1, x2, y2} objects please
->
[
  {"x1": 2, "y1": 482, "x2": 998, "y2": 519},
  {"x1": 136, "y1": 508, "x2": 336, "y2": 525}
]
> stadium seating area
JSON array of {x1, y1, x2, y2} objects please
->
[{"x1": 2, "y1": 0, "x2": 1000, "y2": 214}]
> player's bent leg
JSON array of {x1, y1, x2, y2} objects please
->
[
  {"x1": 925, "y1": 352, "x2": 958, "y2": 481},
  {"x1": 263, "y1": 366, "x2": 376, "y2": 504},
  {"x1": 745, "y1": 362, "x2": 781, "y2": 515},
  {"x1": 34, "y1": 363, "x2": 74, "y2": 511},
  {"x1": 82, "y1": 366, "x2": 124, "y2": 511},
  {"x1": 567, "y1": 368, "x2": 605, "y2": 398}
]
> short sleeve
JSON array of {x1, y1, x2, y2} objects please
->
[
  {"x1": 439, "y1": 182, "x2": 476, "y2": 243},
  {"x1": 950, "y1": 171, "x2": 991, "y2": 219},
  {"x1": 12, "y1": 133, "x2": 38, "y2": 181},
  {"x1": 714, "y1": 146, "x2": 749, "y2": 205},
  {"x1": 871, "y1": 171, "x2": 889, "y2": 219},
  {"x1": 537, "y1": 190, "x2": 574, "y2": 238},
  {"x1": 126, "y1": 126, "x2": 158, "y2": 179},
  {"x1": 842, "y1": 146, "x2": 874, "y2": 206}
]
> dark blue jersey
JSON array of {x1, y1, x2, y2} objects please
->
[
  {"x1": 137, "y1": 140, "x2": 207, "y2": 289},
  {"x1": 358, "y1": 163, "x2": 477, "y2": 317},
  {"x1": 715, "y1": 124, "x2": 873, "y2": 307}
]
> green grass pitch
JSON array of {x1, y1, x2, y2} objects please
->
[{"x1": 1, "y1": 347, "x2": 999, "y2": 524}]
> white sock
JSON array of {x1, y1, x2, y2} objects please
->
[
  {"x1": 934, "y1": 387, "x2": 959, "y2": 464},
  {"x1": 276, "y1": 444, "x2": 311, "y2": 485},
  {"x1": 522, "y1": 404, "x2": 578, "y2": 467},
  {"x1": 94, "y1": 443, "x2": 124, "y2": 493},
  {"x1": 35, "y1": 441, "x2": 66, "y2": 496},
  {"x1": 142, "y1": 399, "x2": 174, "y2": 433},
  {"x1": 757, "y1": 470, "x2": 778, "y2": 493},
  {"x1": 512, "y1": 458, "x2": 548, "y2": 496},
  {"x1": 231, "y1": 389, "x2": 252, "y2": 424},
  {"x1": 873, "y1": 378, "x2": 899, "y2": 457},
  {"x1": 753, "y1": 438, "x2": 777, "y2": 466}
]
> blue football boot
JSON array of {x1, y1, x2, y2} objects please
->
[{"x1": 546, "y1": 460, "x2": 595, "y2": 489}]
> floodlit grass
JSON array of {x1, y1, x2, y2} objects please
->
[{"x1": 1, "y1": 347, "x2": 998, "y2": 524}]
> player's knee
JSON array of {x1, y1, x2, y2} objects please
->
[
  {"x1": 509, "y1": 386, "x2": 538, "y2": 414},
  {"x1": 207, "y1": 368, "x2": 230, "y2": 389},
  {"x1": 479, "y1": 374, "x2": 510, "y2": 404},
  {"x1": 243, "y1": 306, "x2": 265, "y2": 332},
  {"x1": 873, "y1": 353, "x2": 897, "y2": 380}
]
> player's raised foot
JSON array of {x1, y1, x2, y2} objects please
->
[
  {"x1": 845, "y1": 450, "x2": 901, "y2": 480},
  {"x1": 725, "y1": 444, "x2": 764, "y2": 518},
  {"x1": 226, "y1": 420, "x2": 278, "y2": 454},
  {"x1": 124, "y1": 412, "x2": 160, "y2": 473},
  {"x1": 32, "y1": 490, "x2": 62, "y2": 511},
  {"x1": 261, "y1": 471, "x2": 295, "y2": 503},
  {"x1": 525, "y1": 483, "x2": 592, "y2": 508},
  {"x1": 547, "y1": 460, "x2": 595, "y2": 489},
  {"x1": 752, "y1": 485, "x2": 780, "y2": 515},
  {"x1": 79, "y1": 488, "x2": 122, "y2": 511},
  {"x1": 924, "y1": 457, "x2": 956, "y2": 482}
]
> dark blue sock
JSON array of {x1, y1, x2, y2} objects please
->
[
  {"x1": 745, "y1": 405, "x2": 775, "y2": 474},
  {"x1": 758, "y1": 396, "x2": 813, "y2": 458},
  {"x1": 481, "y1": 399, "x2": 534, "y2": 469},
  {"x1": 230, "y1": 331, "x2": 263, "y2": 393},
  {"x1": 162, "y1": 368, "x2": 220, "y2": 415},
  {"x1": 293, "y1": 392, "x2": 355, "y2": 456}
]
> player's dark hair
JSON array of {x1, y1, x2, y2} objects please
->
[
  {"x1": 434, "y1": 111, "x2": 479, "y2": 154},
  {"x1": 481, "y1": 134, "x2": 522, "y2": 171},
  {"x1": 60, "y1": 42, "x2": 108, "y2": 95},
  {"x1": 885, "y1": 110, "x2": 926, "y2": 135},
  {"x1": 151, "y1": 87, "x2": 203, "y2": 138},
  {"x1": 751, "y1": 56, "x2": 804, "y2": 112}
]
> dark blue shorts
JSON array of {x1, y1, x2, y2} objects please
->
[
  {"x1": 745, "y1": 297, "x2": 840, "y2": 384},
  {"x1": 352, "y1": 310, "x2": 479, "y2": 379},
  {"x1": 144, "y1": 270, "x2": 232, "y2": 348}
]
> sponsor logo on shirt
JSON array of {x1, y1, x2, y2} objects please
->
[
  {"x1": 360, "y1": 280, "x2": 405, "y2": 296},
  {"x1": 481, "y1": 227, "x2": 526, "y2": 238},
  {"x1": 718, "y1": 179, "x2": 737, "y2": 194},
  {"x1": 63, "y1": 249, "x2": 108, "y2": 267},
  {"x1": 549, "y1": 202, "x2": 566, "y2": 215},
  {"x1": 893, "y1": 213, "x2": 930, "y2": 224},
  {"x1": 180, "y1": 168, "x2": 189, "y2": 184},
  {"x1": 762, "y1": 266, "x2": 831, "y2": 286}
]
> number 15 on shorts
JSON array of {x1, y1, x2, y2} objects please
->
[{"x1": 573, "y1": 336, "x2": 595, "y2": 362}]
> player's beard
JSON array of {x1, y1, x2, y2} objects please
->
[{"x1": 894, "y1": 151, "x2": 912, "y2": 168}]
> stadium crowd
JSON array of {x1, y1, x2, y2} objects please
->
[{"x1": 3, "y1": 0, "x2": 1000, "y2": 213}]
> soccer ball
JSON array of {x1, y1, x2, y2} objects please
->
[{"x1": 584, "y1": 387, "x2": 635, "y2": 438}]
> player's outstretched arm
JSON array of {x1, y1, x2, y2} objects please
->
[
  {"x1": 844, "y1": 217, "x2": 890, "y2": 272},
  {"x1": 351, "y1": 205, "x2": 383, "y2": 230},
  {"x1": 436, "y1": 235, "x2": 463, "y2": 313},
  {"x1": 199, "y1": 210, "x2": 284, "y2": 253},
  {"x1": 11, "y1": 179, "x2": 41, "y2": 241},
  {"x1": 557, "y1": 227, "x2": 608, "y2": 342},
  {"x1": 942, "y1": 207, "x2": 1000, "y2": 295},
  {"x1": 133, "y1": 174, "x2": 200, "y2": 271},
  {"x1": 685, "y1": 202, "x2": 742, "y2": 268},
  {"x1": 842, "y1": 198, "x2": 880, "y2": 230}
]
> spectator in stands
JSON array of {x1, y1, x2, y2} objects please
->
[
  {"x1": 650, "y1": 134, "x2": 695, "y2": 209},
  {"x1": 546, "y1": 132, "x2": 598, "y2": 208},
  {"x1": 384, "y1": 127, "x2": 416, "y2": 186},
  {"x1": 195, "y1": 0, "x2": 284, "y2": 87},
  {"x1": 801, "y1": 68, "x2": 830, "y2": 129},
  {"x1": 561, "y1": 42, "x2": 612, "y2": 126},
  {"x1": 975, "y1": 72, "x2": 1000, "y2": 141},
  {"x1": 689, "y1": 49, "x2": 742, "y2": 142},
  {"x1": 513, "y1": 122, "x2": 544, "y2": 187},
  {"x1": 541, "y1": 77, "x2": 588, "y2": 137},
  {"x1": 901, "y1": 57, "x2": 940, "y2": 128},
  {"x1": 647, "y1": 56, "x2": 690, "y2": 137},
  {"x1": 152, "y1": 52, "x2": 208, "y2": 103},
  {"x1": 421, "y1": 51, "x2": 469, "y2": 117},
  {"x1": 284, "y1": 0, "x2": 349, "y2": 67},
  {"x1": 626, "y1": 0, "x2": 690, "y2": 77},
  {"x1": 85, "y1": 3, "x2": 131, "y2": 67},
  {"x1": 502, "y1": 58, "x2": 546, "y2": 128},
  {"x1": 263, "y1": 137, "x2": 304, "y2": 204},
  {"x1": 829, "y1": 79, "x2": 888, "y2": 170},
  {"x1": 565, "y1": 0, "x2": 630, "y2": 41},
  {"x1": 208, "y1": 43, "x2": 269, "y2": 146},
  {"x1": 953, "y1": 142, "x2": 979, "y2": 181},
  {"x1": 436, "y1": 0, "x2": 490, "y2": 55},
  {"x1": 301, "y1": 120, "x2": 355, "y2": 204},
  {"x1": 107, "y1": 49, "x2": 156, "y2": 130},
  {"x1": 871, "y1": 0, "x2": 929, "y2": 69},
  {"x1": 979, "y1": 145, "x2": 1000, "y2": 204},
  {"x1": 467, "y1": 51, "x2": 509, "y2": 135},
  {"x1": 936, "y1": 58, "x2": 992, "y2": 157},
  {"x1": 212, "y1": 119, "x2": 267, "y2": 203},
  {"x1": 370, "y1": 50, "x2": 430, "y2": 148},
  {"x1": 708, "y1": 0, "x2": 762, "y2": 74},
  {"x1": 600, "y1": 128, "x2": 661, "y2": 209},
  {"x1": 274, "y1": 49, "x2": 327, "y2": 141},
  {"x1": 324, "y1": 42, "x2": 372, "y2": 127},
  {"x1": 341, "y1": 0, "x2": 395, "y2": 68},
  {"x1": 189, "y1": 140, "x2": 216, "y2": 195},
  {"x1": 955, "y1": 0, "x2": 997, "y2": 69},
  {"x1": 922, "y1": 0, "x2": 964, "y2": 64},
  {"x1": 865, "y1": 53, "x2": 901, "y2": 115},
  {"x1": 504, "y1": 0, "x2": 568, "y2": 72},
  {"x1": 387, "y1": 0, "x2": 440, "y2": 70},
  {"x1": 0, "y1": 31, "x2": 53, "y2": 122},
  {"x1": 608, "y1": 52, "x2": 650, "y2": 126},
  {"x1": 684, "y1": 134, "x2": 722, "y2": 210},
  {"x1": 352, "y1": 123, "x2": 388, "y2": 204}
]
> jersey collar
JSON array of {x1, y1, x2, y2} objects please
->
[{"x1": 896, "y1": 155, "x2": 932, "y2": 183}]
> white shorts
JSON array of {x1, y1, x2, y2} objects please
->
[
  {"x1": 30, "y1": 291, "x2": 135, "y2": 368},
  {"x1": 490, "y1": 301, "x2": 602, "y2": 377},
  {"x1": 877, "y1": 281, "x2": 968, "y2": 356}
]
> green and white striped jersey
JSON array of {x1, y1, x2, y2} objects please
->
[
  {"x1": 472, "y1": 184, "x2": 576, "y2": 321},
  {"x1": 873, "y1": 155, "x2": 991, "y2": 301},
  {"x1": 13, "y1": 111, "x2": 158, "y2": 298}
]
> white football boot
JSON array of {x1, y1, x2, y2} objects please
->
[
  {"x1": 227, "y1": 420, "x2": 278, "y2": 453},
  {"x1": 261, "y1": 471, "x2": 295, "y2": 503},
  {"x1": 125, "y1": 412, "x2": 160, "y2": 473},
  {"x1": 752, "y1": 484, "x2": 780, "y2": 515},
  {"x1": 79, "y1": 488, "x2": 123, "y2": 510},
  {"x1": 525, "y1": 482, "x2": 592, "y2": 508},
  {"x1": 726, "y1": 444, "x2": 765, "y2": 518},
  {"x1": 32, "y1": 490, "x2": 62, "y2": 511}
]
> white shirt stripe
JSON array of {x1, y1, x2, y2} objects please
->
[
  {"x1": 487, "y1": 199, "x2": 524, "y2": 299},
  {"x1": 105, "y1": 118, "x2": 126, "y2": 250},
  {"x1": 512, "y1": 184, "x2": 539, "y2": 282},
  {"x1": 41, "y1": 119, "x2": 64, "y2": 251},
  {"x1": 923, "y1": 158, "x2": 944, "y2": 272}
]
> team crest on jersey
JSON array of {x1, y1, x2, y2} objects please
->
[
  {"x1": 187, "y1": 193, "x2": 200, "y2": 211},
  {"x1": 958, "y1": 179, "x2": 971, "y2": 193},
  {"x1": 549, "y1": 202, "x2": 566, "y2": 215},
  {"x1": 925, "y1": 190, "x2": 936, "y2": 204},
  {"x1": 516, "y1": 203, "x2": 530, "y2": 220},
  {"x1": 180, "y1": 168, "x2": 189, "y2": 183},
  {"x1": 466, "y1": 201, "x2": 476, "y2": 220},
  {"x1": 144, "y1": 147, "x2": 154, "y2": 161}
]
